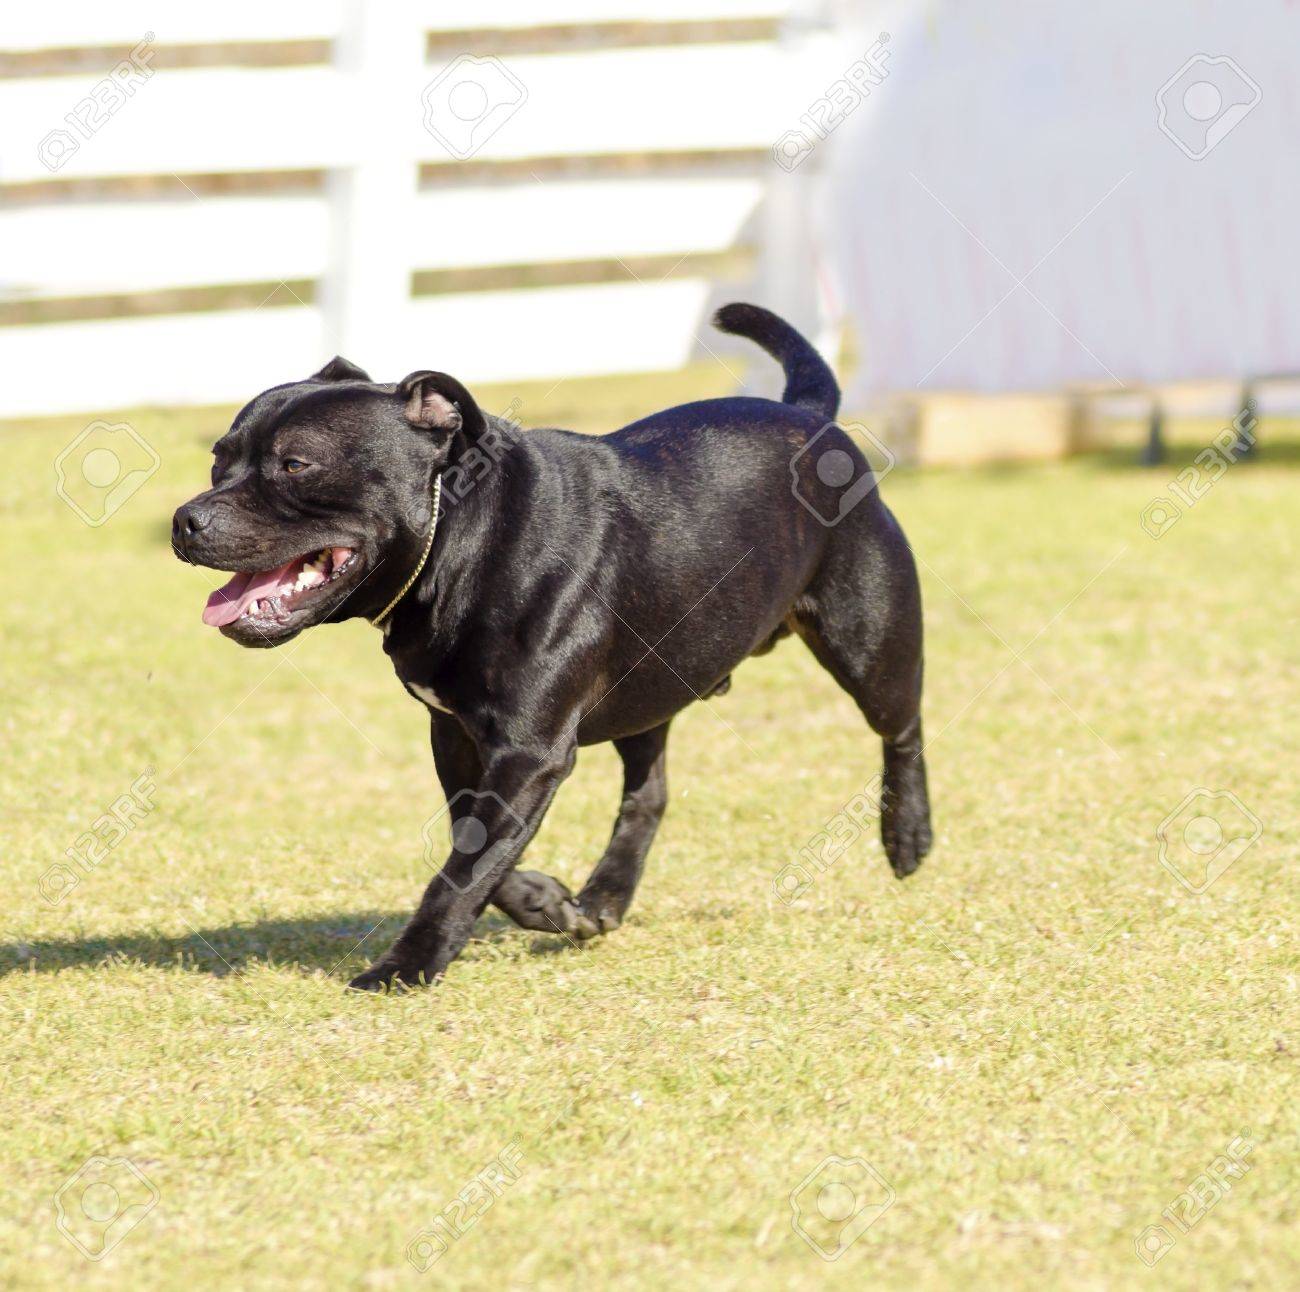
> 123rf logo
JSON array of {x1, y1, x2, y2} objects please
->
[
  {"x1": 54, "y1": 1156, "x2": 158, "y2": 1260},
  {"x1": 55, "y1": 421, "x2": 159, "y2": 527},
  {"x1": 1157, "y1": 789, "x2": 1261, "y2": 894},
  {"x1": 790, "y1": 1156, "x2": 894, "y2": 1260}
]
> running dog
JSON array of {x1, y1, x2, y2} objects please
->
[{"x1": 172, "y1": 304, "x2": 932, "y2": 990}]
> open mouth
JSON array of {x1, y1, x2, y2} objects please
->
[{"x1": 202, "y1": 547, "x2": 358, "y2": 629}]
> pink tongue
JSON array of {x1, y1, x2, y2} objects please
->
[{"x1": 202, "y1": 558, "x2": 301, "y2": 627}]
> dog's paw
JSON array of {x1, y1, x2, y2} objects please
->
[
  {"x1": 572, "y1": 888, "x2": 627, "y2": 938},
  {"x1": 347, "y1": 960, "x2": 427, "y2": 993},
  {"x1": 882, "y1": 807, "x2": 932, "y2": 879},
  {"x1": 560, "y1": 904, "x2": 602, "y2": 940},
  {"x1": 494, "y1": 870, "x2": 600, "y2": 939}
]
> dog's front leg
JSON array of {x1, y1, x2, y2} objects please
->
[{"x1": 349, "y1": 742, "x2": 577, "y2": 991}]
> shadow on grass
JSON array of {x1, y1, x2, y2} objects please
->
[{"x1": 0, "y1": 909, "x2": 573, "y2": 980}]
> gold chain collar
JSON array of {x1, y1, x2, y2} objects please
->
[{"x1": 369, "y1": 474, "x2": 443, "y2": 629}]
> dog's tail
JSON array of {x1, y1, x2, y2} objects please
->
[{"x1": 712, "y1": 302, "x2": 840, "y2": 421}]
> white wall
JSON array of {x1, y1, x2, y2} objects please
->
[{"x1": 824, "y1": 0, "x2": 1300, "y2": 398}]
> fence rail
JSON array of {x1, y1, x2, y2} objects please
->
[{"x1": 1, "y1": 2, "x2": 818, "y2": 419}]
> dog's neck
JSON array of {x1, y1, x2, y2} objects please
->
[{"x1": 376, "y1": 415, "x2": 523, "y2": 648}]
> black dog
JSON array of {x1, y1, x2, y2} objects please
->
[{"x1": 173, "y1": 304, "x2": 931, "y2": 990}]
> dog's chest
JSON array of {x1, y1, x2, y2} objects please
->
[{"x1": 405, "y1": 682, "x2": 453, "y2": 715}]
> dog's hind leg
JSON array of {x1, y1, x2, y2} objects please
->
[
  {"x1": 429, "y1": 714, "x2": 585, "y2": 935},
  {"x1": 792, "y1": 505, "x2": 932, "y2": 878},
  {"x1": 571, "y1": 722, "x2": 671, "y2": 937}
]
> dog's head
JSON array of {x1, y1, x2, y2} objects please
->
[{"x1": 172, "y1": 357, "x2": 482, "y2": 647}]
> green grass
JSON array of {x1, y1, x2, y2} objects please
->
[{"x1": 2, "y1": 390, "x2": 1297, "y2": 1291}]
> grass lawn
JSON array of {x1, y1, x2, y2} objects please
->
[{"x1": 1, "y1": 383, "x2": 1297, "y2": 1291}]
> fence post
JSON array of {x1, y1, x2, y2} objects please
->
[{"x1": 321, "y1": 0, "x2": 422, "y2": 367}]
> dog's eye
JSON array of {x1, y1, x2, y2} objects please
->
[{"x1": 283, "y1": 459, "x2": 310, "y2": 474}]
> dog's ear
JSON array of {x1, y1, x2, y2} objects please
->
[
  {"x1": 310, "y1": 355, "x2": 372, "y2": 383},
  {"x1": 397, "y1": 370, "x2": 486, "y2": 438}
]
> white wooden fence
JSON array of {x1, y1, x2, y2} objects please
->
[{"x1": 1, "y1": 1, "x2": 830, "y2": 419}]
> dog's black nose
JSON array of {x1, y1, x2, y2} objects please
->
[{"x1": 173, "y1": 501, "x2": 212, "y2": 542}]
